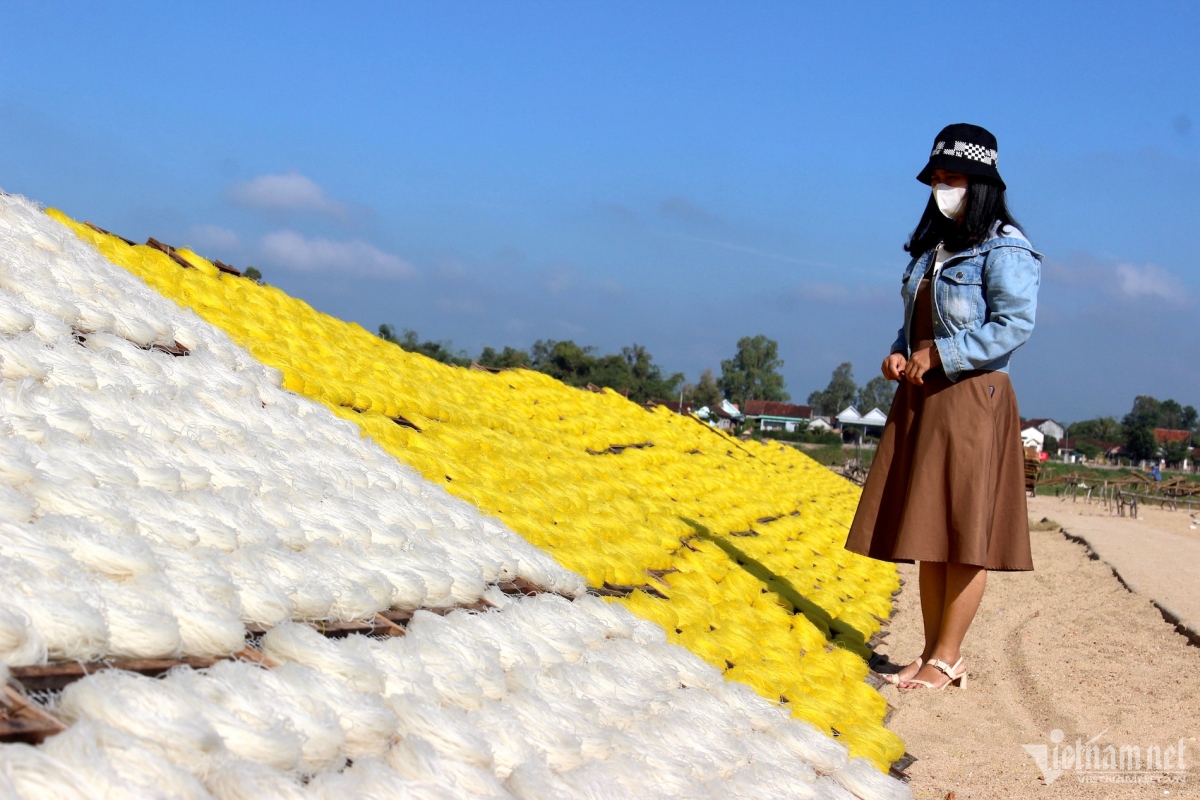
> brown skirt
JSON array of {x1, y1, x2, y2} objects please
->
[{"x1": 845, "y1": 368, "x2": 1033, "y2": 571}]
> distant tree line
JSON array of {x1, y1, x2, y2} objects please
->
[
  {"x1": 377, "y1": 326, "x2": 684, "y2": 404},
  {"x1": 375, "y1": 327, "x2": 803, "y2": 409},
  {"x1": 806, "y1": 362, "x2": 896, "y2": 418},
  {"x1": 374, "y1": 324, "x2": 921, "y2": 432},
  {"x1": 1068, "y1": 396, "x2": 1197, "y2": 465}
]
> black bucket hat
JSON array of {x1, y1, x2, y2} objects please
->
[{"x1": 917, "y1": 123, "x2": 1005, "y2": 189}]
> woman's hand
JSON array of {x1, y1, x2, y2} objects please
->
[
  {"x1": 905, "y1": 346, "x2": 942, "y2": 385},
  {"x1": 881, "y1": 353, "x2": 907, "y2": 381}
]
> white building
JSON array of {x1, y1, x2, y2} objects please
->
[
  {"x1": 835, "y1": 406, "x2": 863, "y2": 427},
  {"x1": 1025, "y1": 418, "x2": 1065, "y2": 441},
  {"x1": 860, "y1": 408, "x2": 888, "y2": 428},
  {"x1": 1021, "y1": 426, "x2": 1046, "y2": 450}
]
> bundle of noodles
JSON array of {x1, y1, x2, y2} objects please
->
[
  {"x1": 165, "y1": 667, "x2": 304, "y2": 771},
  {"x1": 0, "y1": 604, "x2": 46, "y2": 667},
  {"x1": 39, "y1": 721, "x2": 212, "y2": 800},
  {"x1": 259, "y1": 623, "x2": 385, "y2": 695},
  {"x1": 0, "y1": 743, "x2": 101, "y2": 800},
  {"x1": 56, "y1": 669, "x2": 232, "y2": 771},
  {"x1": 266, "y1": 662, "x2": 398, "y2": 759}
]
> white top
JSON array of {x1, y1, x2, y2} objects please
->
[{"x1": 932, "y1": 244, "x2": 954, "y2": 278}]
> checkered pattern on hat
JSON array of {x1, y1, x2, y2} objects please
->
[{"x1": 931, "y1": 139, "x2": 998, "y2": 166}]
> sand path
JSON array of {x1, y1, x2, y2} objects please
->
[
  {"x1": 1029, "y1": 492, "x2": 1200, "y2": 540},
  {"x1": 1027, "y1": 496, "x2": 1200, "y2": 644},
  {"x1": 873, "y1": 519, "x2": 1200, "y2": 799}
]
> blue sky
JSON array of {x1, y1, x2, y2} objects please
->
[{"x1": 1, "y1": 1, "x2": 1196, "y2": 421}]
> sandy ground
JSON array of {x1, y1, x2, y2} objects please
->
[
  {"x1": 1030, "y1": 492, "x2": 1200, "y2": 540},
  {"x1": 1027, "y1": 496, "x2": 1200, "y2": 641},
  {"x1": 874, "y1": 519, "x2": 1200, "y2": 799}
]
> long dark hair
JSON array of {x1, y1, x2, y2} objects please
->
[{"x1": 904, "y1": 178, "x2": 1021, "y2": 256}]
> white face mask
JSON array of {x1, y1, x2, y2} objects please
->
[{"x1": 933, "y1": 182, "x2": 967, "y2": 219}]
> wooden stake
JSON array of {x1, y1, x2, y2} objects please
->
[{"x1": 0, "y1": 686, "x2": 67, "y2": 744}]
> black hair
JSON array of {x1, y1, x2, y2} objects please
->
[{"x1": 904, "y1": 178, "x2": 1021, "y2": 256}]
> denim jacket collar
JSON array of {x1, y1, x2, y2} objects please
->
[
  {"x1": 906, "y1": 228, "x2": 1043, "y2": 278},
  {"x1": 950, "y1": 225, "x2": 1044, "y2": 262},
  {"x1": 956, "y1": 236, "x2": 1043, "y2": 261}
]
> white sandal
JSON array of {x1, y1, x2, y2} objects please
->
[
  {"x1": 901, "y1": 657, "x2": 966, "y2": 690},
  {"x1": 882, "y1": 657, "x2": 922, "y2": 686}
]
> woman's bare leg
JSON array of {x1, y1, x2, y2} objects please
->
[
  {"x1": 918, "y1": 561, "x2": 947, "y2": 660},
  {"x1": 904, "y1": 563, "x2": 987, "y2": 687},
  {"x1": 894, "y1": 561, "x2": 947, "y2": 683}
]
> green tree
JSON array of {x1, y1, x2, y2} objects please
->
[
  {"x1": 719, "y1": 335, "x2": 789, "y2": 407},
  {"x1": 379, "y1": 327, "x2": 471, "y2": 367},
  {"x1": 619, "y1": 344, "x2": 684, "y2": 404},
  {"x1": 1181, "y1": 405, "x2": 1198, "y2": 431},
  {"x1": 477, "y1": 346, "x2": 530, "y2": 369},
  {"x1": 1071, "y1": 416, "x2": 1122, "y2": 442},
  {"x1": 528, "y1": 339, "x2": 681, "y2": 403},
  {"x1": 378, "y1": 323, "x2": 401, "y2": 344},
  {"x1": 1043, "y1": 434, "x2": 1059, "y2": 455},
  {"x1": 1123, "y1": 395, "x2": 1162, "y2": 433},
  {"x1": 1126, "y1": 426, "x2": 1159, "y2": 462},
  {"x1": 1075, "y1": 441, "x2": 1102, "y2": 461},
  {"x1": 1164, "y1": 439, "x2": 1191, "y2": 467},
  {"x1": 856, "y1": 376, "x2": 895, "y2": 413},
  {"x1": 1159, "y1": 399, "x2": 1185, "y2": 430},
  {"x1": 530, "y1": 339, "x2": 600, "y2": 386},
  {"x1": 243, "y1": 266, "x2": 263, "y2": 282},
  {"x1": 807, "y1": 362, "x2": 858, "y2": 416},
  {"x1": 683, "y1": 368, "x2": 723, "y2": 409}
]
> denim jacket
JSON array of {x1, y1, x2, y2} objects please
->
[{"x1": 890, "y1": 226, "x2": 1042, "y2": 382}]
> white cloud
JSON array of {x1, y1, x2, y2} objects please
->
[
  {"x1": 259, "y1": 230, "x2": 416, "y2": 279},
  {"x1": 188, "y1": 223, "x2": 240, "y2": 251},
  {"x1": 225, "y1": 171, "x2": 344, "y2": 215},
  {"x1": 1114, "y1": 262, "x2": 1188, "y2": 301},
  {"x1": 1044, "y1": 254, "x2": 1192, "y2": 312}
]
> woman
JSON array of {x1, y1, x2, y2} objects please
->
[{"x1": 845, "y1": 123, "x2": 1040, "y2": 691}]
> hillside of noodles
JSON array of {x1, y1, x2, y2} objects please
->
[
  {"x1": 0, "y1": 189, "x2": 910, "y2": 799},
  {"x1": 53, "y1": 207, "x2": 909, "y2": 763}
]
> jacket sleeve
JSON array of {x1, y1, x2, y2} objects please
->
[
  {"x1": 890, "y1": 259, "x2": 917, "y2": 357},
  {"x1": 935, "y1": 246, "x2": 1040, "y2": 381}
]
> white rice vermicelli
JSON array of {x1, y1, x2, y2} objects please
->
[
  {"x1": 199, "y1": 661, "x2": 348, "y2": 774},
  {"x1": 266, "y1": 662, "x2": 398, "y2": 760},
  {"x1": 259, "y1": 623, "x2": 385, "y2": 695},
  {"x1": 164, "y1": 667, "x2": 304, "y2": 771},
  {"x1": 0, "y1": 555, "x2": 108, "y2": 664},
  {"x1": 95, "y1": 578, "x2": 184, "y2": 660},
  {"x1": 0, "y1": 604, "x2": 46, "y2": 667},
  {"x1": 201, "y1": 756, "x2": 307, "y2": 800},
  {"x1": 386, "y1": 694, "x2": 494, "y2": 769},
  {"x1": 39, "y1": 721, "x2": 213, "y2": 800},
  {"x1": 0, "y1": 743, "x2": 101, "y2": 800},
  {"x1": 54, "y1": 670, "x2": 226, "y2": 778}
]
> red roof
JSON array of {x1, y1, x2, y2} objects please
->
[
  {"x1": 1062, "y1": 438, "x2": 1122, "y2": 451},
  {"x1": 651, "y1": 400, "x2": 695, "y2": 414},
  {"x1": 1154, "y1": 428, "x2": 1192, "y2": 444},
  {"x1": 743, "y1": 401, "x2": 812, "y2": 419}
]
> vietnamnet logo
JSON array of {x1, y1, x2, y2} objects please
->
[{"x1": 1022, "y1": 729, "x2": 1189, "y2": 786}]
